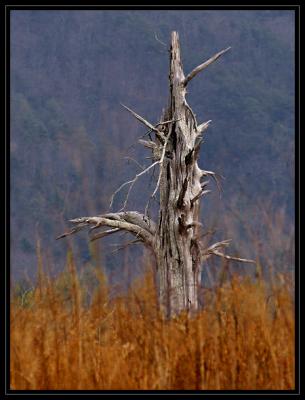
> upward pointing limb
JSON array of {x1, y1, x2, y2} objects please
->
[{"x1": 183, "y1": 47, "x2": 231, "y2": 87}]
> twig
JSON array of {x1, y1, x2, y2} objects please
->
[
  {"x1": 110, "y1": 239, "x2": 142, "y2": 254},
  {"x1": 205, "y1": 239, "x2": 232, "y2": 254},
  {"x1": 154, "y1": 32, "x2": 167, "y2": 48},
  {"x1": 201, "y1": 169, "x2": 223, "y2": 196},
  {"x1": 155, "y1": 118, "x2": 179, "y2": 127},
  {"x1": 109, "y1": 160, "x2": 160, "y2": 211},
  {"x1": 191, "y1": 189, "x2": 211, "y2": 205},
  {"x1": 201, "y1": 239, "x2": 255, "y2": 264},
  {"x1": 212, "y1": 250, "x2": 256, "y2": 264},
  {"x1": 124, "y1": 156, "x2": 144, "y2": 171},
  {"x1": 90, "y1": 228, "x2": 120, "y2": 242},
  {"x1": 138, "y1": 139, "x2": 157, "y2": 150},
  {"x1": 197, "y1": 120, "x2": 212, "y2": 134},
  {"x1": 110, "y1": 124, "x2": 173, "y2": 213},
  {"x1": 121, "y1": 103, "x2": 159, "y2": 133},
  {"x1": 151, "y1": 130, "x2": 172, "y2": 198},
  {"x1": 184, "y1": 100, "x2": 198, "y2": 129},
  {"x1": 56, "y1": 223, "x2": 88, "y2": 240}
]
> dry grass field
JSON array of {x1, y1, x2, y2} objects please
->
[{"x1": 10, "y1": 249, "x2": 294, "y2": 390}]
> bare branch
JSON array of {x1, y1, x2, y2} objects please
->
[
  {"x1": 109, "y1": 108, "x2": 178, "y2": 211},
  {"x1": 116, "y1": 211, "x2": 156, "y2": 234},
  {"x1": 55, "y1": 223, "x2": 88, "y2": 240},
  {"x1": 138, "y1": 139, "x2": 157, "y2": 150},
  {"x1": 58, "y1": 213, "x2": 155, "y2": 247},
  {"x1": 197, "y1": 120, "x2": 212, "y2": 134},
  {"x1": 109, "y1": 160, "x2": 160, "y2": 211},
  {"x1": 201, "y1": 239, "x2": 255, "y2": 264},
  {"x1": 191, "y1": 189, "x2": 211, "y2": 205},
  {"x1": 124, "y1": 156, "x2": 144, "y2": 170},
  {"x1": 151, "y1": 131, "x2": 172, "y2": 198},
  {"x1": 111, "y1": 124, "x2": 172, "y2": 214},
  {"x1": 137, "y1": 121, "x2": 176, "y2": 149},
  {"x1": 201, "y1": 180, "x2": 210, "y2": 188},
  {"x1": 144, "y1": 131, "x2": 173, "y2": 216},
  {"x1": 183, "y1": 47, "x2": 231, "y2": 86},
  {"x1": 90, "y1": 228, "x2": 120, "y2": 242},
  {"x1": 128, "y1": 114, "x2": 179, "y2": 155},
  {"x1": 121, "y1": 103, "x2": 159, "y2": 133},
  {"x1": 154, "y1": 32, "x2": 167, "y2": 48},
  {"x1": 212, "y1": 250, "x2": 256, "y2": 264},
  {"x1": 200, "y1": 169, "x2": 217, "y2": 177},
  {"x1": 110, "y1": 238, "x2": 142, "y2": 254},
  {"x1": 200, "y1": 169, "x2": 223, "y2": 194},
  {"x1": 205, "y1": 239, "x2": 232, "y2": 254},
  {"x1": 100, "y1": 211, "x2": 156, "y2": 235},
  {"x1": 184, "y1": 100, "x2": 198, "y2": 129},
  {"x1": 155, "y1": 118, "x2": 180, "y2": 127}
]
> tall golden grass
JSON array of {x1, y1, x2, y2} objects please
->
[{"x1": 10, "y1": 247, "x2": 294, "y2": 391}]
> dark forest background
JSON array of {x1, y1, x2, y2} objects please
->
[{"x1": 10, "y1": 10, "x2": 295, "y2": 286}]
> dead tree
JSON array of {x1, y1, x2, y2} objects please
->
[{"x1": 57, "y1": 31, "x2": 254, "y2": 318}]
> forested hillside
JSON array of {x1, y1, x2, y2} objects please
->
[{"x1": 10, "y1": 10, "x2": 295, "y2": 283}]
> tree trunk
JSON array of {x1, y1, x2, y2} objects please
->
[{"x1": 155, "y1": 32, "x2": 202, "y2": 317}]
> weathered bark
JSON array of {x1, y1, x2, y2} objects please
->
[
  {"x1": 155, "y1": 32, "x2": 203, "y2": 317},
  {"x1": 57, "y1": 31, "x2": 254, "y2": 318}
]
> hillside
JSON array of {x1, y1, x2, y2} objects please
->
[{"x1": 10, "y1": 10, "x2": 295, "y2": 282}]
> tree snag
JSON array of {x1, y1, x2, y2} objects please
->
[{"x1": 57, "y1": 31, "x2": 254, "y2": 318}]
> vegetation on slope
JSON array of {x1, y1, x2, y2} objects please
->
[{"x1": 10, "y1": 10, "x2": 295, "y2": 280}]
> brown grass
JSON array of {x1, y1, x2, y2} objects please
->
[{"x1": 10, "y1": 251, "x2": 294, "y2": 390}]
